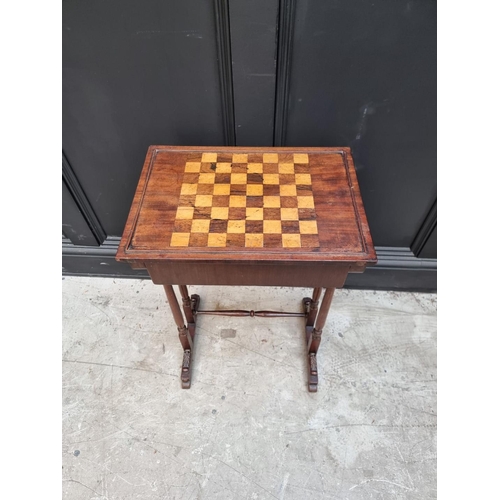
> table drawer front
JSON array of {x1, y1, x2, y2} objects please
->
[{"x1": 145, "y1": 261, "x2": 350, "y2": 288}]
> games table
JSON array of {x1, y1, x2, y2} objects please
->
[{"x1": 116, "y1": 146, "x2": 376, "y2": 391}]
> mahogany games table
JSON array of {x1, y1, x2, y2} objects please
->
[{"x1": 116, "y1": 146, "x2": 376, "y2": 391}]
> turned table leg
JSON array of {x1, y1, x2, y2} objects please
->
[
  {"x1": 163, "y1": 285, "x2": 199, "y2": 389},
  {"x1": 303, "y1": 288, "x2": 322, "y2": 328},
  {"x1": 178, "y1": 285, "x2": 200, "y2": 338},
  {"x1": 304, "y1": 287, "x2": 335, "y2": 392}
]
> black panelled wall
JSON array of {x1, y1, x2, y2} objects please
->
[{"x1": 62, "y1": 0, "x2": 436, "y2": 291}]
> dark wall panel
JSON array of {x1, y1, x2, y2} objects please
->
[
  {"x1": 63, "y1": 0, "x2": 226, "y2": 236},
  {"x1": 229, "y1": 0, "x2": 279, "y2": 146},
  {"x1": 284, "y1": 0, "x2": 436, "y2": 247},
  {"x1": 62, "y1": 179, "x2": 99, "y2": 246},
  {"x1": 62, "y1": 0, "x2": 436, "y2": 290},
  {"x1": 418, "y1": 224, "x2": 437, "y2": 259}
]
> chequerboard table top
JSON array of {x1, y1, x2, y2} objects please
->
[{"x1": 117, "y1": 146, "x2": 376, "y2": 263}]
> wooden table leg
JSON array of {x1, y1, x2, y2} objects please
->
[
  {"x1": 304, "y1": 287, "x2": 335, "y2": 392},
  {"x1": 178, "y1": 285, "x2": 200, "y2": 339},
  {"x1": 163, "y1": 285, "x2": 197, "y2": 389},
  {"x1": 303, "y1": 288, "x2": 322, "y2": 328}
]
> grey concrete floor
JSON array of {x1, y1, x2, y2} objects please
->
[{"x1": 62, "y1": 277, "x2": 437, "y2": 500}]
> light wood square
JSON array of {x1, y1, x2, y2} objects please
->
[
  {"x1": 297, "y1": 196, "x2": 315, "y2": 208},
  {"x1": 181, "y1": 183, "x2": 198, "y2": 195},
  {"x1": 263, "y1": 174, "x2": 279, "y2": 185},
  {"x1": 263, "y1": 220, "x2": 282, "y2": 234},
  {"x1": 246, "y1": 208, "x2": 264, "y2": 220},
  {"x1": 231, "y1": 173, "x2": 247, "y2": 184},
  {"x1": 207, "y1": 233, "x2": 227, "y2": 247},
  {"x1": 247, "y1": 163, "x2": 263, "y2": 173},
  {"x1": 232, "y1": 153, "x2": 248, "y2": 163},
  {"x1": 213, "y1": 184, "x2": 231, "y2": 195},
  {"x1": 230, "y1": 195, "x2": 246, "y2": 207},
  {"x1": 294, "y1": 153, "x2": 309, "y2": 163},
  {"x1": 199, "y1": 173, "x2": 216, "y2": 184},
  {"x1": 278, "y1": 163, "x2": 294, "y2": 174},
  {"x1": 299, "y1": 220, "x2": 318, "y2": 234},
  {"x1": 281, "y1": 208, "x2": 299, "y2": 220},
  {"x1": 195, "y1": 195, "x2": 213, "y2": 207},
  {"x1": 216, "y1": 163, "x2": 232, "y2": 173},
  {"x1": 170, "y1": 233, "x2": 190, "y2": 246},
  {"x1": 295, "y1": 173, "x2": 311, "y2": 185},
  {"x1": 191, "y1": 219, "x2": 211, "y2": 233},
  {"x1": 211, "y1": 207, "x2": 229, "y2": 220},
  {"x1": 175, "y1": 207, "x2": 194, "y2": 219},
  {"x1": 227, "y1": 220, "x2": 245, "y2": 233},
  {"x1": 263, "y1": 153, "x2": 279, "y2": 163},
  {"x1": 202, "y1": 153, "x2": 217, "y2": 162},
  {"x1": 282, "y1": 234, "x2": 301, "y2": 248},
  {"x1": 247, "y1": 184, "x2": 263, "y2": 196},
  {"x1": 245, "y1": 233, "x2": 263, "y2": 247},
  {"x1": 280, "y1": 184, "x2": 297, "y2": 196},
  {"x1": 263, "y1": 196, "x2": 280, "y2": 208},
  {"x1": 185, "y1": 162, "x2": 201, "y2": 172}
]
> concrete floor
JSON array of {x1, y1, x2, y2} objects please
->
[{"x1": 62, "y1": 277, "x2": 437, "y2": 500}]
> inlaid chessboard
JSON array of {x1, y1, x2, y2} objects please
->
[
  {"x1": 118, "y1": 146, "x2": 377, "y2": 267},
  {"x1": 169, "y1": 152, "x2": 320, "y2": 248}
]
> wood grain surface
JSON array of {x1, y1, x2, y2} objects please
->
[{"x1": 116, "y1": 146, "x2": 376, "y2": 265}]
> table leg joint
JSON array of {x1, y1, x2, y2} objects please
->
[{"x1": 191, "y1": 294, "x2": 200, "y2": 314}]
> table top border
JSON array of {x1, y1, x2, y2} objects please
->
[{"x1": 116, "y1": 146, "x2": 377, "y2": 264}]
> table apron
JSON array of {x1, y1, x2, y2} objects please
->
[{"x1": 144, "y1": 260, "x2": 351, "y2": 288}]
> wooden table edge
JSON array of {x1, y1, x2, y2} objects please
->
[{"x1": 116, "y1": 145, "x2": 376, "y2": 263}]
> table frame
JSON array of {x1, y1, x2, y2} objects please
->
[{"x1": 163, "y1": 284, "x2": 335, "y2": 392}]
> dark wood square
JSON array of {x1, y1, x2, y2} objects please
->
[
  {"x1": 209, "y1": 220, "x2": 228, "y2": 233},
  {"x1": 216, "y1": 153, "x2": 233, "y2": 162},
  {"x1": 192, "y1": 207, "x2": 212, "y2": 219},
  {"x1": 279, "y1": 174, "x2": 296, "y2": 185},
  {"x1": 247, "y1": 153, "x2": 263, "y2": 162},
  {"x1": 263, "y1": 234, "x2": 283, "y2": 248},
  {"x1": 183, "y1": 173, "x2": 199, "y2": 184},
  {"x1": 195, "y1": 184, "x2": 213, "y2": 195},
  {"x1": 263, "y1": 207, "x2": 281, "y2": 220},
  {"x1": 278, "y1": 153, "x2": 294, "y2": 162},
  {"x1": 188, "y1": 233, "x2": 207, "y2": 246},
  {"x1": 246, "y1": 220, "x2": 264, "y2": 233},
  {"x1": 228, "y1": 207, "x2": 247, "y2": 220},
  {"x1": 297, "y1": 184, "x2": 313, "y2": 194},
  {"x1": 294, "y1": 164, "x2": 310, "y2": 173},
  {"x1": 215, "y1": 173, "x2": 231, "y2": 184},
  {"x1": 281, "y1": 221, "x2": 300, "y2": 233},
  {"x1": 173, "y1": 220, "x2": 192, "y2": 232},
  {"x1": 263, "y1": 163, "x2": 279, "y2": 174},
  {"x1": 186, "y1": 152, "x2": 203, "y2": 162},
  {"x1": 178, "y1": 195, "x2": 196, "y2": 206},
  {"x1": 263, "y1": 184, "x2": 280, "y2": 196},
  {"x1": 300, "y1": 234, "x2": 320, "y2": 248},
  {"x1": 298, "y1": 208, "x2": 317, "y2": 220},
  {"x1": 247, "y1": 173, "x2": 264, "y2": 184},
  {"x1": 246, "y1": 196, "x2": 264, "y2": 208},
  {"x1": 212, "y1": 195, "x2": 230, "y2": 207},
  {"x1": 280, "y1": 196, "x2": 298, "y2": 208},
  {"x1": 231, "y1": 163, "x2": 248, "y2": 173},
  {"x1": 230, "y1": 185, "x2": 246, "y2": 195},
  {"x1": 200, "y1": 162, "x2": 217, "y2": 173},
  {"x1": 226, "y1": 233, "x2": 245, "y2": 247}
]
